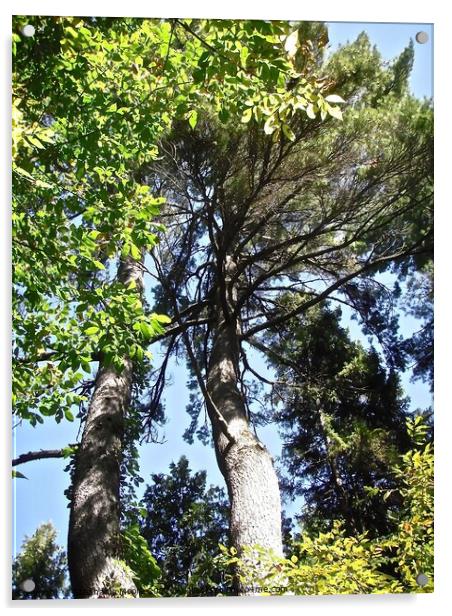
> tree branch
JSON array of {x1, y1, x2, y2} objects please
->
[
  {"x1": 152, "y1": 253, "x2": 236, "y2": 444},
  {"x1": 12, "y1": 446, "x2": 76, "y2": 467},
  {"x1": 242, "y1": 236, "x2": 432, "y2": 340}
]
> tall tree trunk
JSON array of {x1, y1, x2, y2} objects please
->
[
  {"x1": 206, "y1": 256, "x2": 283, "y2": 592},
  {"x1": 67, "y1": 257, "x2": 142, "y2": 599}
]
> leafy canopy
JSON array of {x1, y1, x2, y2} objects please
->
[{"x1": 12, "y1": 16, "x2": 342, "y2": 429}]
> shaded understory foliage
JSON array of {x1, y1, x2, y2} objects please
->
[{"x1": 13, "y1": 416, "x2": 433, "y2": 597}]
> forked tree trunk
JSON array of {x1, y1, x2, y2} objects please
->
[
  {"x1": 206, "y1": 257, "x2": 283, "y2": 593},
  {"x1": 68, "y1": 257, "x2": 142, "y2": 599}
]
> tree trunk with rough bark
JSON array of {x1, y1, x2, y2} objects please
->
[
  {"x1": 67, "y1": 257, "x2": 142, "y2": 599},
  {"x1": 206, "y1": 256, "x2": 283, "y2": 592}
]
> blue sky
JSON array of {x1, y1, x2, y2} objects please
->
[
  {"x1": 12, "y1": 20, "x2": 434, "y2": 557},
  {"x1": 327, "y1": 22, "x2": 433, "y2": 99}
]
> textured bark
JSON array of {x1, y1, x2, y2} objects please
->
[
  {"x1": 206, "y1": 257, "x2": 283, "y2": 592},
  {"x1": 67, "y1": 258, "x2": 142, "y2": 599},
  {"x1": 207, "y1": 324, "x2": 283, "y2": 556}
]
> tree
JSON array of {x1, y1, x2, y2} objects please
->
[
  {"x1": 143, "y1": 26, "x2": 432, "y2": 577},
  {"x1": 12, "y1": 16, "x2": 178, "y2": 597},
  {"x1": 262, "y1": 303, "x2": 411, "y2": 537},
  {"x1": 13, "y1": 17, "x2": 339, "y2": 596},
  {"x1": 12, "y1": 523, "x2": 69, "y2": 600},
  {"x1": 139, "y1": 456, "x2": 229, "y2": 596}
]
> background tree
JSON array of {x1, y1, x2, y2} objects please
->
[
  {"x1": 12, "y1": 523, "x2": 70, "y2": 600},
  {"x1": 400, "y1": 262, "x2": 433, "y2": 390},
  {"x1": 139, "y1": 456, "x2": 229, "y2": 596},
  {"x1": 262, "y1": 302, "x2": 412, "y2": 537}
]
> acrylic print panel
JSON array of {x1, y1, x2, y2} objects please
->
[{"x1": 12, "y1": 15, "x2": 433, "y2": 599}]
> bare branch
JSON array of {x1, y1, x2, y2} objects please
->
[
  {"x1": 242, "y1": 235, "x2": 432, "y2": 339},
  {"x1": 13, "y1": 446, "x2": 76, "y2": 467}
]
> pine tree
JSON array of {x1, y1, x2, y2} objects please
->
[
  {"x1": 139, "y1": 456, "x2": 229, "y2": 596},
  {"x1": 263, "y1": 303, "x2": 411, "y2": 536},
  {"x1": 12, "y1": 523, "x2": 69, "y2": 600},
  {"x1": 144, "y1": 27, "x2": 432, "y2": 566}
]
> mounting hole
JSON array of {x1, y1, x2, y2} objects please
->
[
  {"x1": 20, "y1": 578, "x2": 36, "y2": 592},
  {"x1": 416, "y1": 572, "x2": 429, "y2": 587},
  {"x1": 415, "y1": 31, "x2": 429, "y2": 44},
  {"x1": 21, "y1": 24, "x2": 35, "y2": 37}
]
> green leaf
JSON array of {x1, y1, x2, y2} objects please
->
[
  {"x1": 12, "y1": 470, "x2": 28, "y2": 479},
  {"x1": 282, "y1": 123, "x2": 295, "y2": 142},
  {"x1": 152, "y1": 313, "x2": 171, "y2": 324},
  {"x1": 75, "y1": 163, "x2": 85, "y2": 181},
  {"x1": 130, "y1": 243, "x2": 141, "y2": 260},
  {"x1": 64, "y1": 409, "x2": 75, "y2": 422},
  {"x1": 92, "y1": 260, "x2": 105, "y2": 270},
  {"x1": 284, "y1": 30, "x2": 299, "y2": 59},
  {"x1": 188, "y1": 109, "x2": 198, "y2": 129},
  {"x1": 27, "y1": 135, "x2": 45, "y2": 149},
  {"x1": 84, "y1": 326, "x2": 99, "y2": 336},
  {"x1": 240, "y1": 46, "x2": 249, "y2": 65},
  {"x1": 306, "y1": 105, "x2": 316, "y2": 119},
  {"x1": 35, "y1": 179, "x2": 53, "y2": 189},
  {"x1": 121, "y1": 242, "x2": 131, "y2": 258},
  {"x1": 218, "y1": 107, "x2": 230, "y2": 123},
  {"x1": 264, "y1": 115, "x2": 277, "y2": 135},
  {"x1": 65, "y1": 26, "x2": 79, "y2": 39},
  {"x1": 14, "y1": 166, "x2": 34, "y2": 180},
  {"x1": 81, "y1": 361, "x2": 91, "y2": 374},
  {"x1": 325, "y1": 94, "x2": 346, "y2": 104},
  {"x1": 241, "y1": 107, "x2": 253, "y2": 124},
  {"x1": 139, "y1": 321, "x2": 154, "y2": 340},
  {"x1": 328, "y1": 105, "x2": 343, "y2": 120},
  {"x1": 62, "y1": 446, "x2": 77, "y2": 458}
]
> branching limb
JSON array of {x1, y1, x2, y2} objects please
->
[
  {"x1": 13, "y1": 445, "x2": 76, "y2": 467},
  {"x1": 242, "y1": 235, "x2": 432, "y2": 339},
  {"x1": 152, "y1": 253, "x2": 236, "y2": 444}
]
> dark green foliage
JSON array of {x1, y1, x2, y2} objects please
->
[
  {"x1": 12, "y1": 523, "x2": 69, "y2": 600},
  {"x1": 400, "y1": 263, "x2": 433, "y2": 390},
  {"x1": 264, "y1": 303, "x2": 411, "y2": 536},
  {"x1": 139, "y1": 456, "x2": 229, "y2": 596}
]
